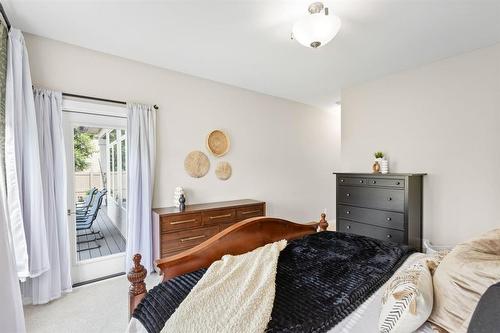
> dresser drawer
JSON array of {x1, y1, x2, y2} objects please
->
[
  {"x1": 366, "y1": 178, "x2": 405, "y2": 188},
  {"x1": 202, "y1": 208, "x2": 236, "y2": 225},
  {"x1": 337, "y1": 176, "x2": 368, "y2": 186},
  {"x1": 236, "y1": 204, "x2": 265, "y2": 221},
  {"x1": 161, "y1": 226, "x2": 219, "y2": 253},
  {"x1": 161, "y1": 213, "x2": 202, "y2": 233},
  {"x1": 338, "y1": 220, "x2": 405, "y2": 244},
  {"x1": 337, "y1": 205, "x2": 405, "y2": 231},
  {"x1": 338, "y1": 186, "x2": 404, "y2": 212}
]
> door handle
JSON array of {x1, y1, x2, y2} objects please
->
[{"x1": 67, "y1": 209, "x2": 76, "y2": 216}]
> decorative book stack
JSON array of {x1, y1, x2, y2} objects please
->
[{"x1": 380, "y1": 160, "x2": 389, "y2": 174}]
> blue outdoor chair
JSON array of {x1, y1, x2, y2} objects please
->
[
  {"x1": 76, "y1": 189, "x2": 107, "y2": 251},
  {"x1": 76, "y1": 187, "x2": 97, "y2": 216}
]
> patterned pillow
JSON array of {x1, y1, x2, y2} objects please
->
[{"x1": 379, "y1": 261, "x2": 434, "y2": 333}]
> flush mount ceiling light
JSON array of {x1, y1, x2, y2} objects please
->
[{"x1": 291, "y1": 2, "x2": 341, "y2": 49}]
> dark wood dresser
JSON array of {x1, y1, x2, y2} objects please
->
[
  {"x1": 335, "y1": 173, "x2": 425, "y2": 251},
  {"x1": 152, "y1": 199, "x2": 266, "y2": 261}
]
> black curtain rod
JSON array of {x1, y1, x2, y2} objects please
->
[
  {"x1": 63, "y1": 92, "x2": 159, "y2": 110},
  {"x1": 0, "y1": 3, "x2": 11, "y2": 31},
  {"x1": 63, "y1": 92, "x2": 127, "y2": 105}
]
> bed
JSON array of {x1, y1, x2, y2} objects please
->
[{"x1": 126, "y1": 214, "x2": 434, "y2": 333}]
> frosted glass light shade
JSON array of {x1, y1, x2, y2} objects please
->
[{"x1": 292, "y1": 12, "x2": 341, "y2": 48}]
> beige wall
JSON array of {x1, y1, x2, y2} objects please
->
[
  {"x1": 25, "y1": 33, "x2": 341, "y2": 223},
  {"x1": 341, "y1": 43, "x2": 500, "y2": 245}
]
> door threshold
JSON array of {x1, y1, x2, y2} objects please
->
[{"x1": 72, "y1": 272, "x2": 125, "y2": 288}]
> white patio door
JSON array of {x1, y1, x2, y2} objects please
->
[{"x1": 62, "y1": 99, "x2": 128, "y2": 285}]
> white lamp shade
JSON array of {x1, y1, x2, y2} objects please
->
[{"x1": 292, "y1": 12, "x2": 341, "y2": 48}]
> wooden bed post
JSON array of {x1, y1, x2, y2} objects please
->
[
  {"x1": 319, "y1": 213, "x2": 328, "y2": 231},
  {"x1": 127, "y1": 254, "x2": 147, "y2": 318}
]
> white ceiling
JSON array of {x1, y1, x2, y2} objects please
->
[{"x1": 4, "y1": 0, "x2": 500, "y2": 109}]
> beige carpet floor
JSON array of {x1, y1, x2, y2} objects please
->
[{"x1": 24, "y1": 274, "x2": 160, "y2": 333}]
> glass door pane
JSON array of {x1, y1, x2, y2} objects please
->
[{"x1": 73, "y1": 126, "x2": 127, "y2": 262}]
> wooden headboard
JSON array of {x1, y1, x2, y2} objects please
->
[{"x1": 127, "y1": 214, "x2": 328, "y2": 317}]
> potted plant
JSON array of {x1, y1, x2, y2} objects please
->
[{"x1": 372, "y1": 151, "x2": 384, "y2": 173}]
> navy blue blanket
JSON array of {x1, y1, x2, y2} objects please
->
[{"x1": 133, "y1": 231, "x2": 412, "y2": 333}]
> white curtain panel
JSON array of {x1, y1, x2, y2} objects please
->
[
  {"x1": 21, "y1": 88, "x2": 72, "y2": 304},
  {"x1": 5, "y1": 28, "x2": 49, "y2": 280},
  {"x1": 126, "y1": 103, "x2": 156, "y2": 272},
  {"x1": 0, "y1": 23, "x2": 26, "y2": 333},
  {"x1": 0, "y1": 180, "x2": 26, "y2": 332}
]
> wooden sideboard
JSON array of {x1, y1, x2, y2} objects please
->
[{"x1": 152, "y1": 199, "x2": 266, "y2": 261}]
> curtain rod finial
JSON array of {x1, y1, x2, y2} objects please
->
[{"x1": 153, "y1": 105, "x2": 159, "y2": 110}]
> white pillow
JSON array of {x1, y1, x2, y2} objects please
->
[{"x1": 378, "y1": 261, "x2": 433, "y2": 333}]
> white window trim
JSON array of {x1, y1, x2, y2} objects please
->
[{"x1": 63, "y1": 98, "x2": 127, "y2": 119}]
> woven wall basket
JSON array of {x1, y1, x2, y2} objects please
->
[
  {"x1": 184, "y1": 151, "x2": 210, "y2": 178},
  {"x1": 215, "y1": 161, "x2": 232, "y2": 180},
  {"x1": 206, "y1": 130, "x2": 230, "y2": 157}
]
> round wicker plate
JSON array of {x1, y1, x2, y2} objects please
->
[
  {"x1": 184, "y1": 151, "x2": 210, "y2": 178},
  {"x1": 206, "y1": 130, "x2": 230, "y2": 157},
  {"x1": 215, "y1": 161, "x2": 232, "y2": 180}
]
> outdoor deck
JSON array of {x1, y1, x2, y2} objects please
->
[{"x1": 77, "y1": 206, "x2": 126, "y2": 261}]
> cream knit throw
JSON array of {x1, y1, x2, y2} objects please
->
[{"x1": 161, "y1": 240, "x2": 287, "y2": 333}]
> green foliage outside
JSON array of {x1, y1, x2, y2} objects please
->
[{"x1": 74, "y1": 129, "x2": 96, "y2": 171}]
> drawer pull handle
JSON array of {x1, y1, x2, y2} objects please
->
[
  {"x1": 340, "y1": 179, "x2": 345, "y2": 183},
  {"x1": 386, "y1": 217, "x2": 392, "y2": 221},
  {"x1": 346, "y1": 225, "x2": 351, "y2": 230},
  {"x1": 372, "y1": 180, "x2": 376, "y2": 184},
  {"x1": 359, "y1": 180, "x2": 364, "y2": 183},
  {"x1": 346, "y1": 193, "x2": 350, "y2": 197},
  {"x1": 387, "y1": 197, "x2": 392, "y2": 201},
  {"x1": 170, "y1": 218, "x2": 197, "y2": 225},
  {"x1": 209, "y1": 213, "x2": 232, "y2": 220},
  {"x1": 396, "y1": 181, "x2": 401, "y2": 185},
  {"x1": 241, "y1": 210, "x2": 261, "y2": 215},
  {"x1": 386, "y1": 234, "x2": 392, "y2": 238},
  {"x1": 346, "y1": 211, "x2": 350, "y2": 215},
  {"x1": 180, "y1": 235, "x2": 206, "y2": 242}
]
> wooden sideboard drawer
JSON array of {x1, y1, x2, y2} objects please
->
[
  {"x1": 337, "y1": 205, "x2": 405, "y2": 231},
  {"x1": 202, "y1": 208, "x2": 236, "y2": 225},
  {"x1": 337, "y1": 177, "x2": 368, "y2": 186},
  {"x1": 338, "y1": 219, "x2": 405, "y2": 244},
  {"x1": 161, "y1": 226, "x2": 219, "y2": 253},
  {"x1": 161, "y1": 213, "x2": 202, "y2": 233},
  {"x1": 338, "y1": 186, "x2": 404, "y2": 212},
  {"x1": 236, "y1": 204, "x2": 265, "y2": 221},
  {"x1": 366, "y1": 178, "x2": 405, "y2": 188}
]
